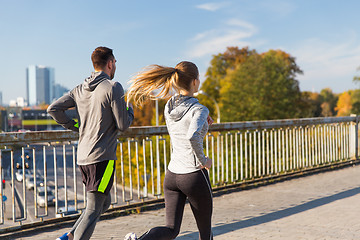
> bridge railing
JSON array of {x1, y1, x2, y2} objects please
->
[{"x1": 0, "y1": 116, "x2": 358, "y2": 230}]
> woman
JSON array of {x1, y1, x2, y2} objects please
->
[{"x1": 125, "y1": 61, "x2": 214, "y2": 240}]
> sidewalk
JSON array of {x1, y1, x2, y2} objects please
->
[{"x1": 8, "y1": 165, "x2": 360, "y2": 239}]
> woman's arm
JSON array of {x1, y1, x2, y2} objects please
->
[{"x1": 186, "y1": 107, "x2": 210, "y2": 166}]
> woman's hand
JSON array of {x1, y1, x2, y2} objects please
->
[
  {"x1": 203, "y1": 156, "x2": 212, "y2": 170},
  {"x1": 207, "y1": 115, "x2": 214, "y2": 125}
]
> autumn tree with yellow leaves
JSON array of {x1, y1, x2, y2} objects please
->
[{"x1": 335, "y1": 91, "x2": 352, "y2": 116}]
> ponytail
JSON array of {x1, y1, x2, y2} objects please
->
[
  {"x1": 127, "y1": 65, "x2": 178, "y2": 106},
  {"x1": 127, "y1": 61, "x2": 199, "y2": 106}
]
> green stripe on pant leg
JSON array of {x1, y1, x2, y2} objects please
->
[{"x1": 98, "y1": 160, "x2": 114, "y2": 193}]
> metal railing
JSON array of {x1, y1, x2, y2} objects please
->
[{"x1": 0, "y1": 116, "x2": 358, "y2": 230}]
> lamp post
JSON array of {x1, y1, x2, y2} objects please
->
[
  {"x1": 155, "y1": 98, "x2": 159, "y2": 126},
  {"x1": 194, "y1": 90, "x2": 220, "y2": 123},
  {"x1": 8, "y1": 113, "x2": 14, "y2": 132},
  {"x1": 154, "y1": 98, "x2": 161, "y2": 194}
]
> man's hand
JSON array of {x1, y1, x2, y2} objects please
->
[{"x1": 127, "y1": 102, "x2": 133, "y2": 110}]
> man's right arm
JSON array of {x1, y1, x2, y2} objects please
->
[{"x1": 47, "y1": 94, "x2": 79, "y2": 132}]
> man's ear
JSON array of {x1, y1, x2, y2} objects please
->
[{"x1": 107, "y1": 60, "x2": 113, "y2": 70}]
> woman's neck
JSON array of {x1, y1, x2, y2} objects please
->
[{"x1": 179, "y1": 90, "x2": 194, "y2": 97}]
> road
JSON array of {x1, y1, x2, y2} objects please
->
[{"x1": 1, "y1": 144, "x2": 142, "y2": 227}]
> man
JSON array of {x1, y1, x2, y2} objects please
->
[{"x1": 48, "y1": 46, "x2": 134, "y2": 240}]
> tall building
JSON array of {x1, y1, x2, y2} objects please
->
[
  {"x1": 53, "y1": 83, "x2": 69, "y2": 101},
  {"x1": 0, "y1": 91, "x2": 2, "y2": 106},
  {"x1": 26, "y1": 65, "x2": 54, "y2": 106}
]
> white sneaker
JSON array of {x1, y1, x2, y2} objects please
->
[{"x1": 124, "y1": 232, "x2": 138, "y2": 240}]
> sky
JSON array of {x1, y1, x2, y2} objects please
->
[{"x1": 1, "y1": 0, "x2": 360, "y2": 104}]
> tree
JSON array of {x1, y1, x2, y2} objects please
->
[
  {"x1": 131, "y1": 100, "x2": 154, "y2": 126},
  {"x1": 335, "y1": 91, "x2": 352, "y2": 116},
  {"x1": 201, "y1": 47, "x2": 303, "y2": 122},
  {"x1": 319, "y1": 88, "x2": 338, "y2": 116},
  {"x1": 37, "y1": 102, "x2": 49, "y2": 110},
  {"x1": 131, "y1": 99, "x2": 167, "y2": 126},
  {"x1": 321, "y1": 102, "x2": 333, "y2": 117},
  {"x1": 199, "y1": 47, "x2": 256, "y2": 119},
  {"x1": 259, "y1": 50, "x2": 303, "y2": 119},
  {"x1": 353, "y1": 66, "x2": 360, "y2": 83},
  {"x1": 350, "y1": 89, "x2": 360, "y2": 115},
  {"x1": 299, "y1": 91, "x2": 322, "y2": 117}
]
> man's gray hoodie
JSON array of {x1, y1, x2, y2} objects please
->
[
  {"x1": 165, "y1": 94, "x2": 210, "y2": 174},
  {"x1": 47, "y1": 71, "x2": 134, "y2": 165}
]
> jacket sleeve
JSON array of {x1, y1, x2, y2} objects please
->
[
  {"x1": 111, "y1": 82, "x2": 134, "y2": 131},
  {"x1": 186, "y1": 106, "x2": 209, "y2": 166},
  {"x1": 47, "y1": 93, "x2": 79, "y2": 132}
]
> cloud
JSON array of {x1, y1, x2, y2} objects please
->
[
  {"x1": 196, "y1": 2, "x2": 227, "y2": 12},
  {"x1": 186, "y1": 19, "x2": 258, "y2": 58},
  {"x1": 226, "y1": 19, "x2": 255, "y2": 29},
  {"x1": 289, "y1": 37, "x2": 360, "y2": 92},
  {"x1": 259, "y1": 0, "x2": 296, "y2": 17}
]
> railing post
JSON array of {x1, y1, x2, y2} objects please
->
[{"x1": 355, "y1": 115, "x2": 359, "y2": 160}]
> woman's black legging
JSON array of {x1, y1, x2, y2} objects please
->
[{"x1": 140, "y1": 168, "x2": 213, "y2": 240}]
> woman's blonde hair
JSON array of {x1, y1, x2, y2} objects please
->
[{"x1": 127, "y1": 61, "x2": 199, "y2": 106}]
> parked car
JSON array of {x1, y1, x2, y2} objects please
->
[
  {"x1": 56, "y1": 207, "x2": 80, "y2": 218},
  {"x1": 38, "y1": 185, "x2": 55, "y2": 194},
  {"x1": 15, "y1": 150, "x2": 31, "y2": 169},
  {"x1": 47, "y1": 184, "x2": 56, "y2": 193},
  {"x1": 15, "y1": 169, "x2": 32, "y2": 182},
  {"x1": 37, "y1": 187, "x2": 56, "y2": 207},
  {"x1": 15, "y1": 158, "x2": 31, "y2": 169},
  {"x1": 25, "y1": 176, "x2": 44, "y2": 190}
]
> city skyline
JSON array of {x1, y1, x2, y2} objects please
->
[
  {"x1": 3, "y1": 65, "x2": 69, "y2": 107},
  {"x1": 26, "y1": 65, "x2": 54, "y2": 106},
  {"x1": 1, "y1": 1, "x2": 360, "y2": 104}
]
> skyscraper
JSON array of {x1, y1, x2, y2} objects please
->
[
  {"x1": 26, "y1": 65, "x2": 54, "y2": 106},
  {"x1": 53, "y1": 83, "x2": 69, "y2": 100}
]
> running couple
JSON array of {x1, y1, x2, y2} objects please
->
[{"x1": 49, "y1": 46, "x2": 214, "y2": 240}]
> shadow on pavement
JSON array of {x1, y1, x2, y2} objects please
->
[{"x1": 177, "y1": 186, "x2": 360, "y2": 239}]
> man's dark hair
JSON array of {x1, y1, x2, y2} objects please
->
[{"x1": 91, "y1": 47, "x2": 114, "y2": 70}]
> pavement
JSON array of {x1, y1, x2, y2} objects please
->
[{"x1": 4, "y1": 164, "x2": 360, "y2": 240}]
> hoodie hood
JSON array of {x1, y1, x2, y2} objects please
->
[
  {"x1": 166, "y1": 95, "x2": 199, "y2": 121},
  {"x1": 83, "y1": 71, "x2": 109, "y2": 91}
]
